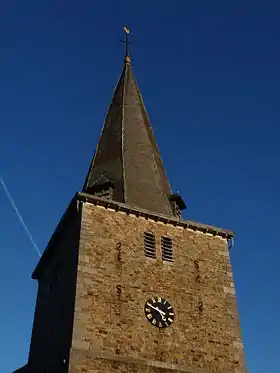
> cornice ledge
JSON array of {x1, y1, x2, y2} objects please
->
[{"x1": 76, "y1": 192, "x2": 234, "y2": 239}]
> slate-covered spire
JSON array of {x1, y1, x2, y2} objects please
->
[{"x1": 83, "y1": 29, "x2": 185, "y2": 217}]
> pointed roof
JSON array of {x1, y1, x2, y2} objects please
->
[{"x1": 83, "y1": 55, "x2": 176, "y2": 217}]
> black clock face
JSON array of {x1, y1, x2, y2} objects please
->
[{"x1": 144, "y1": 296, "x2": 175, "y2": 328}]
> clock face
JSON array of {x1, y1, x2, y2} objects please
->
[{"x1": 144, "y1": 296, "x2": 175, "y2": 328}]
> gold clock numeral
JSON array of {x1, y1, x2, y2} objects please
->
[
  {"x1": 152, "y1": 319, "x2": 156, "y2": 325},
  {"x1": 146, "y1": 308, "x2": 151, "y2": 312},
  {"x1": 168, "y1": 306, "x2": 172, "y2": 309},
  {"x1": 157, "y1": 297, "x2": 162, "y2": 303},
  {"x1": 163, "y1": 300, "x2": 167, "y2": 305},
  {"x1": 168, "y1": 318, "x2": 173, "y2": 323},
  {"x1": 159, "y1": 322, "x2": 162, "y2": 328},
  {"x1": 165, "y1": 321, "x2": 168, "y2": 327},
  {"x1": 169, "y1": 312, "x2": 174, "y2": 316},
  {"x1": 151, "y1": 298, "x2": 156, "y2": 303},
  {"x1": 147, "y1": 314, "x2": 152, "y2": 319}
]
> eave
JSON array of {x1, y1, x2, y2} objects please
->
[
  {"x1": 32, "y1": 192, "x2": 234, "y2": 280},
  {"x1": 77, "y1": 192, "x2": 234, "y2": 239}
]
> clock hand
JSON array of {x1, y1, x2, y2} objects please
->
[
  {"x1": 147, "y1": 303, "x2": 159, "y2": 312},
  {"x1": 147, "y1": 303, "x2": 166, "y2": 316}
]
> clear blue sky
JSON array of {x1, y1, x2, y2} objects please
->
[{"x1": 1, "y1": 1, "x2": 279, "y2": 372}]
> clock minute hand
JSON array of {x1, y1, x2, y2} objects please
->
[
  {"x1": 147, "y1": 303, "x2": 159, "y2": 312},
  {"x1": 147, "y1": 303, "x2": 166, "y2": 315}
]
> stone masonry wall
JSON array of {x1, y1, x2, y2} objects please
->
[{"x1": 69, "y1": 202, "x2": 246, "y2": 373}]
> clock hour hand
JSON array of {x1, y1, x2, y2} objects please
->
[{"x1": 147, "y1": 302, "x2": 166, "y2": 316}]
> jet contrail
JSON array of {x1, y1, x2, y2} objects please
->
[{"x1": 0, "y1": 175, "x2": 41, "y2": 258}]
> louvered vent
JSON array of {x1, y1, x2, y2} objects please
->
[
  {"x1": 161, "y1": 236, "x2": 173, "y2": 262},
  {"x1": 94, "y1": 188, "x2": 112, "y2": 199},
  {"x1": 144, "y1": 232, "x2": 156, "y2": 259}
]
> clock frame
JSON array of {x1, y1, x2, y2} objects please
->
[{"x1": 144, "y1": 296, "x2": 175, "y2": 328}]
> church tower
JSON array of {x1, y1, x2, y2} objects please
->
[{"x1": 14, "y1": 29, "x2": 247, "y2": 373}]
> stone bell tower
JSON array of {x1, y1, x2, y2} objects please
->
[{"x1": 14, "y1": 29, "x2": 247, "y2": 373}]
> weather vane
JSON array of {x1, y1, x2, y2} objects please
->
[{"x1": 122, "y1": 26, "x2": 132, "y2": 62}]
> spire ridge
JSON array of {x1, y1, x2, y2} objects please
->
[{"x1": 83, "y1": 35, "x2": 184, "y2": 218}]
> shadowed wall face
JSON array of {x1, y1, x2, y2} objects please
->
[
  {"x1": 28, "y1": 208, "x2": 81, "y2": 373},
  {"x1": 69, "y1": 202, "x2": 246, "y2": 373}
]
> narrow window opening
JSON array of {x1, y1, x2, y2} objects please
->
[
  {"x1": 161, "y1": 236, "x2": 173, "y2": 262},
  {"x1": 144, "y1": 232, "x2": 156, "y2": 259}
]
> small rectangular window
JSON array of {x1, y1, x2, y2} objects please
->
[
  {"x1": 161, "y1": 236, "x2": 173, "y2": 262},
  {"x1": 144, "y1": 232, "x2": 156, "y2": 259}
]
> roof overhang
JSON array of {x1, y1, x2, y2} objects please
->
[{"x1": 32, "y1": 192, "x2": 234, "y2": 280}]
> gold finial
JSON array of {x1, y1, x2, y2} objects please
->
[
  {"x1": 123, "y1": 26, "x2": 131, "y2": 64},
  {"x1": 124, "y1": 26, "x2": 130, "y2": 35}
]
